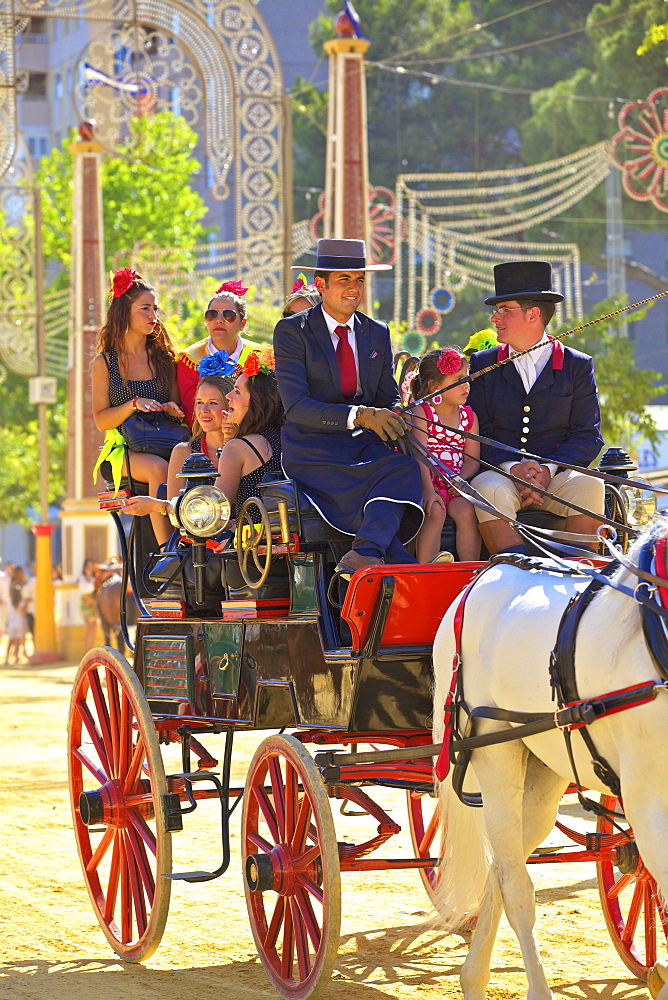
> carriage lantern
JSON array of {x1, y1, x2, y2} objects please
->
[
  {"x1": 168, "y1": 453, "x2": 232, "y2": 540},
  {"x1": 598, "y1": 447, "x2": 658, "y2": 529}
]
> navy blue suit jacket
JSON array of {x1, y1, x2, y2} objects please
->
[
  {"x1": 273, "y1": 303, "x2": 400, "y2": 431},
  {"x1": 467, "y1": 344, "x2": 604, "y2": 470}
]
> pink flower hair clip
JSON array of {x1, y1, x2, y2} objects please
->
[
  {"x1": 112, "y1": 268, "x2": 137, "y2": 298},
  {"x1": 437, "y1": 348, "x2": 463, "y2": 376},
  {"x1": 216, "y1": 279, "x2": 249, "y2": 297}
]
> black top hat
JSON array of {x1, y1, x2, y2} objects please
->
[
  {"x1": 294, "y1": 238, "x2": 392, "y2": 272},
  {"x1": 484, "y1": 261, "x2": 564, "y2": 305}
]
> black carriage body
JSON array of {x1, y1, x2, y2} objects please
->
[{"x1": 134, "y1": 612, "x2": 434, "y2": 732}]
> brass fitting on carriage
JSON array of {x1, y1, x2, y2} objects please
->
[{"x1": 353, "y1": 406, "x2": 407, "y2": 441}]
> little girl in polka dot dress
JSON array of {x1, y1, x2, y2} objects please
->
[{"x1": 410, "y1": 347, "x2": 481, "y2": 562}]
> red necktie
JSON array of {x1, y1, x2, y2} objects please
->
[{"x1": 334, "y1": 325, "x2": 357, "y2": 398}]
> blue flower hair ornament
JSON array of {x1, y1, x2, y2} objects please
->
[{"x1": 198, "y1": 349, "x2": 237, "y2": 378}]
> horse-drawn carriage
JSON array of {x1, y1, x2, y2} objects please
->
[{"x1": 68, "y1": 448, "x2": 668, "y2": 999}]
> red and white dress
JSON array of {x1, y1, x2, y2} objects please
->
[{"x1": 424, "y1": 402, "x2": 475, "y2": 505}]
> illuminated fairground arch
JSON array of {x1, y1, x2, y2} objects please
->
[{"x1": 3, "y1": 0, "x2": 288, "y2": 299}]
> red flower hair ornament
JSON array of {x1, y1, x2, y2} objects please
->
[
  {"x1": 437, "y1": 348, "x2": 464, "y2": 376},
  {"x1": 236, "y1": 347, "x2": 275, "y2": 379},
  {"x1": 216, "y1": 279, "x2": 249, "y2": 297},
  {"x1": 112, "y1": 268, "x2": 137, "y2": 298},
  {"x1": 291, "y1": 273, "x2": 317, "y2": 294}
]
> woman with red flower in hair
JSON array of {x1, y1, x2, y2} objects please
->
[
  {"x1": 92, "y1": 269, "x2": 184, "y2": 545},
  {"x1": 410, "y1": 347, "x2": 481, "y2": 563},
  {"x1": 175, "y1": 279, "x2": 266, "y2": 428}
]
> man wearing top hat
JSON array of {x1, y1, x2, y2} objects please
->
[
  {"x1": 468, "y1": 260, "x2": 605, "y2": 555},
  {"x1": 273, "y1": 238, "x2": 423, "y2": 576}
]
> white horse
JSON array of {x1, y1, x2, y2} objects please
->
[{"x1": 432, "y1": 524, "x2": 668, "y2": 1000}]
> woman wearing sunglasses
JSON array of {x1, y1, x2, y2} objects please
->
[{"x1": 176, "y1": 279, "x2": 265, "y2": 428}]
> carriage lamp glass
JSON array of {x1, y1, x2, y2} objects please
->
[
  {"x1": 176, "y1": 486, "x2": 232, "y2": 538},
  {"x1": 618, "y1": 484, "x2": 657, "y2": 527}
]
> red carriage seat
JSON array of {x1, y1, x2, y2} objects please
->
[{"x1": 341, "y1": 562, "x2": 480, "y2": 651}]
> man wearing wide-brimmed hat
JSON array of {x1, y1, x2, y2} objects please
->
[
  {"x1": 273, "y1": 238, "x2": 423, "y2": 576},
  {"x1": 468, "y1": 260, "x2": 605, "y2": 555}
]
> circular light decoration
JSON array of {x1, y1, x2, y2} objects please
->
[
  {"x1": 403, "y1": 331, "x2": 426, "y2": 354},
  {"x1": 415, "y1": 308, "x2": 442, "y2": 336},
  {"x1": 174, "y1": 485, "x2": 232, "y2": 538},
  {"x1": 611, "y1": 88, "x2": 668, "y2": 213},
  {"x1": 444, "y1": 269, "x2": 467, "y2": 292},
  {"x1": 431, "y1": 287, "x2": 455, "y2": 313}
]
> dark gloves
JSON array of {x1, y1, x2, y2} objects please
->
[{"x1": 353, "y1": 406, "x2": 406, "y2": 441}]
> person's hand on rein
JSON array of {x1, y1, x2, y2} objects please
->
[
  {"x1": 510, "y1": 460, "x2": 550, "y2": 507},
  {"x1": 354, "y1": 406, "x2": 407, "y2": 441}
]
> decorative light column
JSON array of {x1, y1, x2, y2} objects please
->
[
  {"x1": 322, "y1": 9, "x2": 372, "y2": 308},
  {"x1": 59, "y1": 122, "x2": 116, "y2": 661}
]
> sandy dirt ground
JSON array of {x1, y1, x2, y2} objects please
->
[{"x1": 0, "y1": 655, "x2": 655, "y2": 1000}]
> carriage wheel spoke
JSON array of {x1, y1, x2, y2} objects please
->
[
  {"x1": 123, "y1": 738, "x2": 147, "y2": 795},
  {"x1": 268, "y1": 758, "x2": 286, "y2": 841},
  {"x1": 253, "y1": 784, "x2": 280, "y2": 843},
  {"x1": 76, "y1": 699, "x2": 112, "y2": 777},
  {"x1": 294, "y1": 844, "x2": 320, "y2": 872},
  {"x1": 644, "y1": 882, "x2": 657, "y2": 966},
  {"x1": 281, "y1": 896, "x2": 295, "y2": 979},
  {"x1": 419, "y1": 806, "x2": 438, "y2": 854},
  {"x1": 264, "y1": 894, "x2": 286, "y2": 951},
  {"x1": 296, "y1": 871, "x2": 324, "y2": 905},
  {"x1": 106, "y1": 668, "x2": 122, "y2": 779},
  {"x1": 291, "y1": 792, "x2": 312, "y2": 854},
  {"x1": 104, "y1": 831, "x2": 122, "y2": 924},
  {"x1": 291, "y1": 897, "x2": 311, "y2": 980},
  {"x1": 118, "y1": 691, "x2": 132, "y2": 782},
  {"x1": 247, "y1": 831, "x2": 273, "y2": 854},
  {"x1": 622, "y1": 880, "x2": 644, "y2": 943},
  {"x1": 607, "y1": 870, "x2": 633, "y2": 899},
  {"x1": 86, "y1": 826, "x2": 114, "y2": 874},
  {"x1": 284, "y1": 761, "x2": 298, "y2": 843},
  {"x1": 89, "y1": 669, "x2": 115, "y2": 775},
  {"x1": 72, "y1": 744, "x2": 107, "y2": 785},
  {"x1": 124, "y1": 829, "x2": 148, "y2": 938},
  {"x1": 120, "y1": 833, "x2": 132, "y2": 943},
  {"x1": 126, "y1": 826, "x2": 153, "y2": 921},
  {"x1": 293, "y1": 884, "x2": 322, "y2": 951},
  {"x1": 127, "y1": 809, "x2": 158, "y2": 858}
]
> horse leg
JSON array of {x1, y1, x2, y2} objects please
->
[{"x1": 471, "y1": 741, "x2": 561, "y2": 1000}]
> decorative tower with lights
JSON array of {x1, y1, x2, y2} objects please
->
[
  {"x1": 322, "y1": 3, "x2": 371, "y2": 255},
  {"x1": 59, "y1": 122, "x2": 117, "y2": 660}
]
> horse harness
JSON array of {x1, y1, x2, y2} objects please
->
[{"x1": 435, "y1": 538, "x2": 668, "y2": 823}]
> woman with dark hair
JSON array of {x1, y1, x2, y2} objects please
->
[
  {"x1": 92, "y1": 268, "x2": 184, "y2": 544},
  {"x1": 215, "y1": 350, "x2": 284, "y2": 519},
  {"x1": 123, "y1": 350, "x2": 284, "y2": 541},
  {"x1": 176, "y1": 279, "x2": 265, "y2": 428}
]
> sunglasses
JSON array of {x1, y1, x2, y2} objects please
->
[{"x1": 205, "y1": 308, "x2": 239, "y2": 322}]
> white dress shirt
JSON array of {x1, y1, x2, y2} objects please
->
[
  {"x1": 206, "y1": 335, "x2": 246, "y2": 362},
  {"x1": 502, "y1": 339, "x2": 557, "y2": 477},
  {"x1": 321, "y1": 307, "x2": 362, "y2": 428}
]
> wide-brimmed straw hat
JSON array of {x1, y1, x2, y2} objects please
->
[
  {"x1": 484, "y1": 261, "x2": 564, "y2": 305},
  {"x1": 294, "y1": 238, "x2": 392, "y2": 272}
]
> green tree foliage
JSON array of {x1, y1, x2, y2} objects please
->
[
  {"x1": 563, "y1": 297, "x2": 663, "y2": 448},
  {"x1": 0, "y1": 371, "x2": 66, "y2": 526},
  {"x1": 36, "y1": 111, "x2": 211, "y2": 270},
  {"x1": 0, "y1": 113, "x2": 212, "y2": 526},
  {"x1": 294, "y1": 0, "x2": 665, "y2": 260}
]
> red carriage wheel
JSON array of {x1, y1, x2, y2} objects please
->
[
  {"x1": 597, "y1": 794, "x2": 668, "y2": 980},
  {"x1": 242, "y1": 734, "x2": 341, "y2": 999},
  {"x1": 406, "y1": 790, "x2": 440, "y2": 897},
  {"x1": 68, "y1": 647, "x2": 172, "y2": 961}
]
